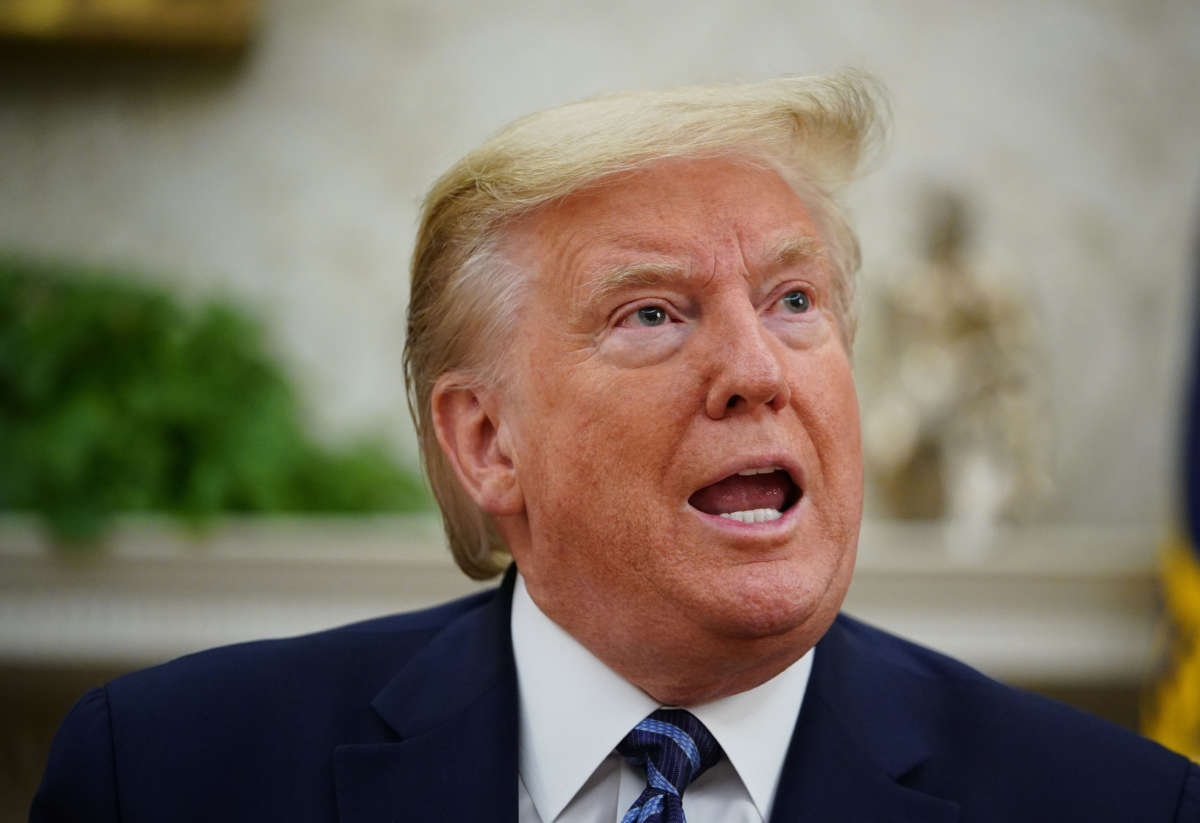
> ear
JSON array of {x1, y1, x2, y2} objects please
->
[{"x1": 431, "y1": 374, "x2": 524, "y2": 517}]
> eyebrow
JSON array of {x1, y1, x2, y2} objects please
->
[
  {"x1": 768, "y1": 234, "x2": 824, "y2": 267},
  {"x1": 573, "y1": 233, "x2": 826, "y2": 320},
  {"x1": 578, "y1": 261, "x2": 690, "y2": 315}
]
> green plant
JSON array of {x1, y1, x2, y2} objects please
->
[{"x1": 0, "y1": 255, "x2": 430, "y2": 543}]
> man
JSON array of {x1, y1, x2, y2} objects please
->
[{"x1": 33, "y1": 75, "x2": 1199, "y2": 821}]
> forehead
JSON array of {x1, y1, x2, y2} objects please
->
[{"x1": 507, "y1": 157, "x2": 826, "y2": 298}]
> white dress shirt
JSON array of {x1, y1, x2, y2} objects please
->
[{"x1": 512, "y1": 574, "x2": 812, "y2": 823}]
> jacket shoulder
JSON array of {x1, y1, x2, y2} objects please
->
[
  {"x1": 825, "y1": 613, "x2": 1200, "y2": 821},
  {"x1": 32, "y1": 585, "x2": 501, "y2": 821},
  {"x1": 30, "y1": 687, "x2": 120, "y2": 822},
  {"x1": 108, "y1": 585, "x2": 497, "y2": 704}
]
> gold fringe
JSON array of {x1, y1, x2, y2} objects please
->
[{"x1": 1144, "y1": 536, "x2": 1200, "y2": 761}]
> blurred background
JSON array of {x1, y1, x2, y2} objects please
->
[{"x1": 2, "y1": 0, "x2": 1199, "y2": 817}]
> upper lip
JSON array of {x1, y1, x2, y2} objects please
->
[{"x1": 687, "y1": 454, "x2": 806, "y2": 500}]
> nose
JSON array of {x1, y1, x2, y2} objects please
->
[{"x1": 703, "y1": 307, "x2": 792, "y2": 419}]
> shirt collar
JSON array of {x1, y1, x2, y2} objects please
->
[
  {"x1": 512, "y1": 572, "x2": 812, "y2": 822},
  {"x1": 687, "y1": 648, "x2": 812, "y2": 820}
]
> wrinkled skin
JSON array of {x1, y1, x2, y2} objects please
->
[{"x1": 440, "y1": 157, "x2": 862, "y2": 704}]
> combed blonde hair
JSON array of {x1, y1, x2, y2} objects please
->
[{"x1": 405, "y1": 73, "x2": 885, "y2": 579}]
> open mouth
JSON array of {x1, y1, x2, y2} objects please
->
[{"x1": 687, "y1": 466, "x2": 803, "y2": 524}]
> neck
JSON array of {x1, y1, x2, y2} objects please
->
[
  {"x1": 623, "y1": 641, "x2": 808, "y2": 706},
  {"x1": 520, "y1": 574, "x2": 822, "y2": 706}
]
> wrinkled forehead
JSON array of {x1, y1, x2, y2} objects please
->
[{"x1": 499, "y1": 156, "x2": 831, "y2": 307}]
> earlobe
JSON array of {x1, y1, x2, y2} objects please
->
[{"x1": 431, "y1": 375, "x2": 524, "y2": 517}]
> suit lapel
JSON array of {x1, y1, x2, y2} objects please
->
[
  {"x1": 331, "y1": 580, "x2": 961, "y2": 822},
  {"x1": 334, "y1": 569, "x2": 519, "y2": 823},
  {"x1": 770, "y1": 616, "x2": 961, "y2": 823}
]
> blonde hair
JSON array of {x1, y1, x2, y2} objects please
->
[{"x1": 405, "y1": 73, "x2": 885, "y2": 579}]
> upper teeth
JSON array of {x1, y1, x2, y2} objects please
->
[
  {"x1": 737, "y1": 466, "x2": 781, "y2": 476},
  {"x1": 720, "y1": 508, "x2": 783, "y2": 523}
]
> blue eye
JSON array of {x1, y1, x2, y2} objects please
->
[
  {"x1": 781, "y1": 290, "x2": 811, "y2": 313},
  {"x1": 635, "y1": 306, "x2": 668, "y2": 326}
]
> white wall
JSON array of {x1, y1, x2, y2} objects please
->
[{"x1": 1, "y1": 0, "x2": 1197, "y2": 524}]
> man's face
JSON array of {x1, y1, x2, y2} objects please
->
[{"x1": 495, "y1": 156, "x2": 862, "y2": 678}]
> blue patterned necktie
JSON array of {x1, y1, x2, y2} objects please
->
[{"x1": 616, "y1": 708, "x2": 723, "y2": 823}]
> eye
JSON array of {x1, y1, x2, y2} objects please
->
[
  {"x1": 632, "y1": 305, "x2": 668, "y2": 327},
  {"x1": 780, "y1": 289, "x2": 812, "y2": 314}
]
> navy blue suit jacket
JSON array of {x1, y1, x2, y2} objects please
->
[{"x1": 31, "y1": 568, "x2": 1200, "y2": 821}]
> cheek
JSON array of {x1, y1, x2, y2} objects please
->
[
  {"x1": 512, "y1": 371, "x2": 656, "y2": 506},
  {"x1": 544, "y1": 359, "x2": 695, "y2": 444},
  {"x1": 513, "y1": 362, "x2": 699, "y2": 545},
  {"x1": 823, "y1": 369, "x2": 861, "y2": 456},
  {"x1": 764, "y1": 310, "x2": 833, "y2": 350},
  {"x1": 598, "y1": 325, "x2": 689, "y2": 367},
  {"x1": 792, "y1": 349, "x2": 862, "y2": 489},
  {"x1": 818, "y1": 370, "x2": 864, "y2": 537},
  {"x1": 795, "y1": 342, "x2": 859, "y2": 428}
]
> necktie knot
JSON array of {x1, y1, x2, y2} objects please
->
[{"x1": 616, "y1": 708, "x2": 722, "y2": 823}]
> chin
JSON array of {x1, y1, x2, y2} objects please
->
[{"x1": 691, "y1": 559, "x2": 847, "y2": 643}]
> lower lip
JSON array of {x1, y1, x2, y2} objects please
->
[{"x1": 687, "y1": 495, "x2": 805, "y2": 537}]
